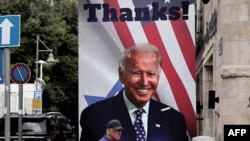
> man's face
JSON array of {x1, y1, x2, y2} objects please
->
[
  {"x1": 107, "y1": 129, "x2": 122, "y2": 141},
  {"x1": 119, "y1": 51, "x2": 160, "y2": 108}
]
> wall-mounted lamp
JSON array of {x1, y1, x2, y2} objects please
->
[
  {"x1": 196, "y1": 101, "x2": 204, "y2": 120},
  {"x1": 202, "y1": 0, "x2": 210, "y2": 4},
  {"x1": 247, "y1": 97, "x2": 250, "y2": 108},
  {"x1": 208, "y1": 90, "x2": 219, "y2": 109},
  {"x1": 196, "y1": 101, "x2": 203, "y2": 114}
]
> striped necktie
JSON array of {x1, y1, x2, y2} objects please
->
[{"x1": 134, "y1": 109, "x2": 146, "y2": 141}]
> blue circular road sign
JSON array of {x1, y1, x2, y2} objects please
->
[{"x1": 10, "y1": 63, "x2": 31, "y2": 84}]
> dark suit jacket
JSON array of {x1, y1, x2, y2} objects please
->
[{"x1": 80, "y1": 90, "x2": 189, "y2": 141}]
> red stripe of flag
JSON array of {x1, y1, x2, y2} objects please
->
[
  {"x1": 143, "y1": 22, "x2": 196, "y2": 137},
  {"x1": 171, "y1": 13, "x2": 196, "y2": 79},
  {"x1": 104, "y1": 0, "x2": 135, "y2": 48}
]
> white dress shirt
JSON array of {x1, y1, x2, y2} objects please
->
[{"x1": 123, "y1": 91, "x2": 149, "y2": 139}]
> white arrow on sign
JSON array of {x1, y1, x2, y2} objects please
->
[{"x1": 0, "y1": 18, "x2": 14, "y2": 44}]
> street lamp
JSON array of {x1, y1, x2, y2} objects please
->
[
  {"x1": 35, "y1": 60, "x2": 47, "y2": 90},
  {"x1": 35, "y1": 35, "x2": 56, "y2": 90},
  {"x1": 33, "y1": 35, "x2": 56, "y2": 114}
]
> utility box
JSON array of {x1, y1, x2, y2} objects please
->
[{"x1": 192, "y1": 136, "x2": 215, "y2": 141}]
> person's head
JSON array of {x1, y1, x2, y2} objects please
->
[
  {"x1": 119, "y1": 43, "x2": 162, "y2": 108},
  {"x1": 106, "y1": 119, "x2": 123, "y2": 141}
]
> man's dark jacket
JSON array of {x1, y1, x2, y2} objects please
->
[{"x1": 80, "y1": 90, "x2": 189, "y2": 141}]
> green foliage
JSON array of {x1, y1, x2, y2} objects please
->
[{"x1": 0, "y1": 0, "x2": 78, "y2": 125}]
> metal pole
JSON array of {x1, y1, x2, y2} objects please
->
[
  {"x1": 4, "y1": 48, "x2": 10, "y2": 141},
  {"x1": 18, "y1": 84, "x2": 23, "y2": 141},
  {"x1": 39, "y1": 63, "x2": 43, "y2": 78},
  {"x1": 36, "y1": 35, "x2": 39, "y2": 90}
]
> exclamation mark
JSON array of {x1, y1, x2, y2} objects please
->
[{"x1": 182, "y1": 1, "x2": 189, "y2": 20}]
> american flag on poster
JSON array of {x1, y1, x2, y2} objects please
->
[{"x1": 79, "y1": 0, "x2": 196, "y2": 138}]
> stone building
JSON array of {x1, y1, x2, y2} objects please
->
[{"x1": 195, "y1": 0, "x2": 250, "y2": 140}]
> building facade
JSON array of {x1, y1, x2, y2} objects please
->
[{"x1": 195, "y1": 0, "x2": 250, "y2": 140}]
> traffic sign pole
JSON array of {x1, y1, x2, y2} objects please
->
[
  {"x1": 18, "y1": 84, "x2": 23, "y2": 141},
  {"x1": 4, "y1": 48, "x2": 10, "y2": 141},
  {"x1": 0, "y1": 49, "x2": 3, "y2": 84}
]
